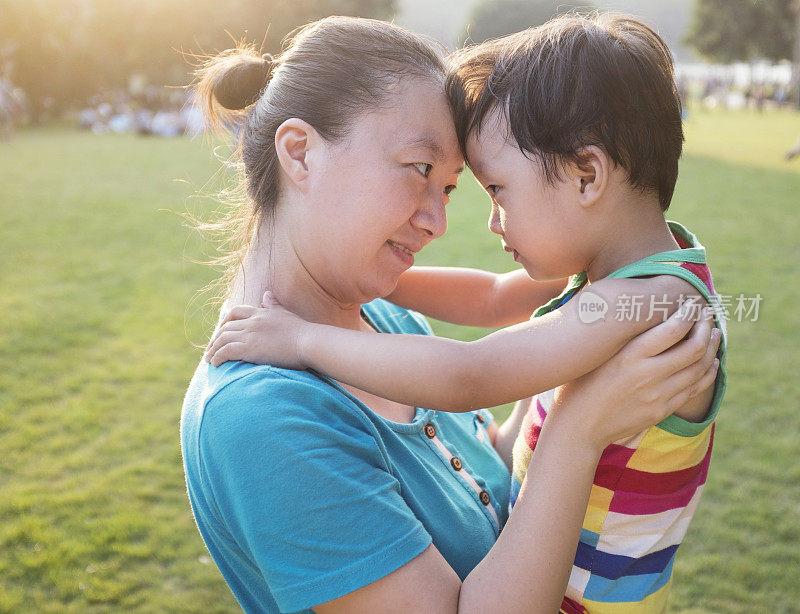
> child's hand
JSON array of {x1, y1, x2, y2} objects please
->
[{"x1": 204, "y1": 291, "x2": 311, "y2": 369}]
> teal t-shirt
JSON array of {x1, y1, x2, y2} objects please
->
[{"x1": 181, "y1": 299, "x2": 511, "y2": 613}]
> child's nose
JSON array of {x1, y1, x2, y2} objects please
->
[{"x1": 488, "y1": 202, "x2": 502, "y2": 236}]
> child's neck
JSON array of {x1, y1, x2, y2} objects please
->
[{"x1": 584, "y1": 198, "x2": 680, "y2": 284}]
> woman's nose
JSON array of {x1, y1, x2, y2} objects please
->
[{"x1": 411, "y1": 193, "x2": 447, "y2": 239}]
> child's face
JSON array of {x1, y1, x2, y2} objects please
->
[{"x1": 465, "y1": 110, "x2": 589, "y2": 281}]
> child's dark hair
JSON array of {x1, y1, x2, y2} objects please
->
[{"x1": 447, "y1": 13, "x2": 684, "y2": 211}]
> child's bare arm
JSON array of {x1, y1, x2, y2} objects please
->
[
  {"x1": 386, "y1": 266, "x2": 567, "y2": 327},
  {"x1": 206, "y1": 277, "x2": 717, "y2": 412}
]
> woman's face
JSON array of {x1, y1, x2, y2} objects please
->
[{"x1": 289, "y1": 77, "x2": 464, "y2": 305}]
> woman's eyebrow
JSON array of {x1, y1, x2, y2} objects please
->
[
  {"x1": 404, "y1": 136, "x2": 464, "y2": 175},
  {"x1": 407, "y1": 134, "x2": 444, "y2": 158},
  {"x1": 405, "y1": 135, "x2": 445, "y2": 159}
]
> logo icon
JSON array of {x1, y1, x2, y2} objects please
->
[{"x1": 578, "y1": 291, "x2": 608, "y2": 324}]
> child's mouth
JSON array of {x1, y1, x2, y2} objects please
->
[{"x1": 503, "y1": 242, "x2": 520, "y2": 262}]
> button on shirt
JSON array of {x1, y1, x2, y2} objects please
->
[{"x1": 181, "y1": 298, "x2": 511, "y2": 614}]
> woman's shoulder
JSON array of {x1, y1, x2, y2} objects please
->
[
  {"x1": 204, "y1": 360, "x2": 366, "y2": 422},
  {"x1": 190, "y1": 360, "x2": 382, "y2": 455}
]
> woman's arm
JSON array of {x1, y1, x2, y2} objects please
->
[
  {"x1": 386, "y1": 266, "x2": 568, "y2": 327},
  {"x1": 205, "y1": 276, "x2": 715, "y2": 411},
  {"x1": 312, "y1": 309, "x2": 721, "y2": 614}
]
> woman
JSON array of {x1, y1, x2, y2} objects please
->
[{"x1": 181, "y1": 17, "x2": 717, "y2": 614}]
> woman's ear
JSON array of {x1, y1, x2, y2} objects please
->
[
  {"x1": 274, "y1": 118, "x2": 319, "y2": 193},
  {"x1": 573, "y1": 145, "x2": 609, "y2": 208}
]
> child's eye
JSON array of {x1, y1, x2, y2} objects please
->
[
  {"x1": 413, "y1": 162, "x2": 433, "y2": 178},
  {"x1": 487, "y1": 185, "x2": 500, "y2": 196}
]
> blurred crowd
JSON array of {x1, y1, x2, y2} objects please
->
[
  {"x1": 0, "y1": 76, "x2": 204, "y2": 140},
  {"x1": 1, "y1": 71, "x2": 799, "y2": 150},
  {"x1": 678, "y1": 76, "x2": 795, "y2": 113},
  {"x1": 0, "y1": 77, "x2": 27, "y2": 140},
  {"x1": 77, "y1": 86, "x2": 203, "y2": 137}
]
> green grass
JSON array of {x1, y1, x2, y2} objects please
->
[{"x1": 1, "y1": 108, "x2": 798, "y2": 612}]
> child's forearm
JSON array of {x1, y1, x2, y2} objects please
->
[
  {"x1": 386, "y1": 266, "x2": 504, "y2": 326},
  {"x1": 298, "y1": 278, "x2": 689, "y2": 411},
  {"x1": 299, "y1": 323, "x2": 483, "y2": 410},
  {"x1": 491, "y1": 270, "x2": 569, "y2": 326},
  {"x1": 387, "y1": 266, "x2": 566, "y2": 328},
  {"x1": 298, "y1": 303, "x2": 639, "y2": 411}
]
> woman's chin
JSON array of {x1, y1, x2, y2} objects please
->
[{"x1": 363, "y1": 274, "x2": 403, "y2": 303}]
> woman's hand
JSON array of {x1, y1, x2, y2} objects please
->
[
  {"x1": 204, "y1": 292, "x2": 312, "y2": 369},
  {"x1": 549, "y1": 298, "x2": 722, "y2": 452}
]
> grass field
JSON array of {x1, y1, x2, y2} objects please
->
[{"x1": 1, "y1": 108, "x2": 799, "y2": 613}]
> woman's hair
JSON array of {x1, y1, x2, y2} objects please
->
[
  {"x1": 193, "y1": 16, "x2": 446, "y2": 295},
  {"x1": 447, "y1": 13, "x2": 684, "y2": 211}
]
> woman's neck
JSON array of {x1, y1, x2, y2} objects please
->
[
  {"x1": 229, "y1": 224, "x2": 370, "y2": 332},
  {"x1": 230, "y1": 222, "x2": 413, "y2": 423}
]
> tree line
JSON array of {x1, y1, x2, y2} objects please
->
[{"x1": 0, "y1": 0, "x2": 394, "y2": 119}]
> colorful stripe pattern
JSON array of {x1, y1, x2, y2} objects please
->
[{"x1": 510, "y1": 223, "x2": 726, "y2": 613}]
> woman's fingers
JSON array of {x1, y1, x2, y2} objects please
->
[
  {"x1": 688, "y1": 358, "x2": 721, "y2": 400},
  {"x1": 657, "y1": 327, "x2": 721, "y2": 410},
  {"x1": 651, "y1": 309, "x2": 716, "y2": 377},
  {"x1": 667, "y1": 359, "x2": 720, "y2": 412},
  {"x1": 699, "y1": 326, "x2": 722, "y2": 371},
  {"x1": 624, "y1": 298, "x2": 699, "y2": 358}
]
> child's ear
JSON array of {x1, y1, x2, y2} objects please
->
[
  {"x1": 274, "y1": 118, "x2": 321, "y2": 193},
  {"x1": 573, "y1": 145, "x2": 609, "y2": 208}
]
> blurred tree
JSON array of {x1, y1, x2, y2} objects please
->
[
  {"x1": 461, "y1": 0, "x2": 595, "y2": 44},
  {"x1": 0, "y1": 0, "x2": 95, "y2": 120},
  {"x1": 0, "y1": 0, "x2": 395, "y2": 117},
  {"x1": 684, "y1": 0, "x2": 796, "y2": 63}
]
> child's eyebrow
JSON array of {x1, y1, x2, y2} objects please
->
[{"x1": 468, "y1": 159, "x2": 485, "y2": 179}]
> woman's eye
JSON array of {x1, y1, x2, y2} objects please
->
[
  {"x1": 413, "y1": 162, "x2": 433, "y2": 178},
  {"x1": 444, "y1": 185, "x2": 456, "y2": 195}
]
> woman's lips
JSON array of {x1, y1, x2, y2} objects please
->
[{"x1": 387, "y1": 240, "x2": 415, "y2": 266}]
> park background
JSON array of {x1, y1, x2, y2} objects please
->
[{"x1": 1, "y1": 0, "x2": 799, "y2": 612}]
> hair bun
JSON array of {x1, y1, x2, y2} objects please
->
[{"x1": 214, "y1": 54, "x2": 273, "y2": 110}]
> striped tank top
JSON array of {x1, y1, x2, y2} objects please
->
[{"x1": 510, "y1": 221, "x2": 728, "y2": 613}]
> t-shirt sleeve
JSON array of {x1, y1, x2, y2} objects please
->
[{"x1": 199, "y1": 370, "x2": 433, "y2": 612}]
